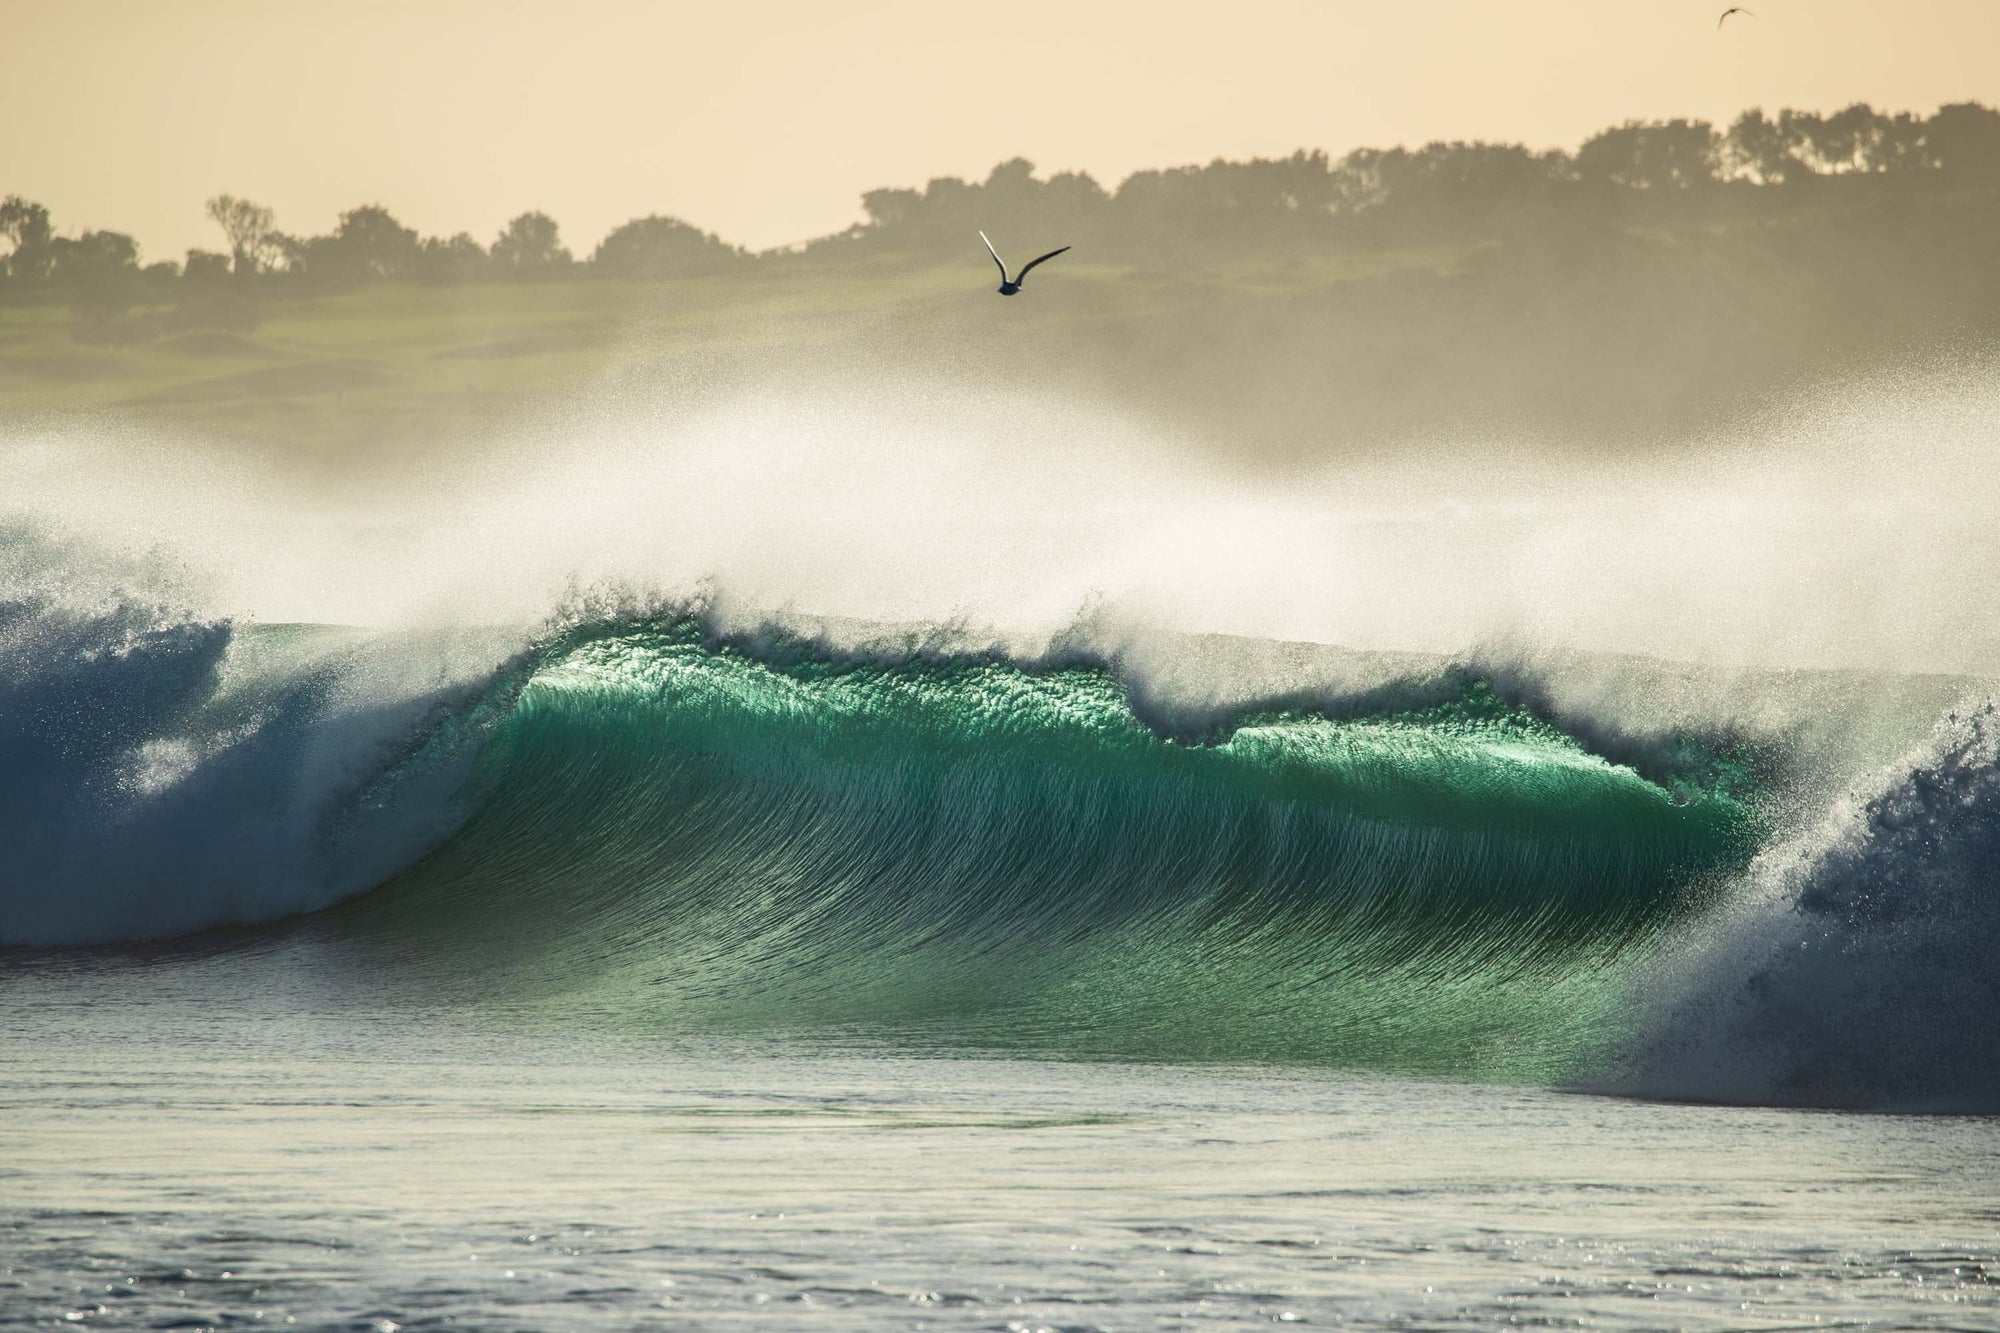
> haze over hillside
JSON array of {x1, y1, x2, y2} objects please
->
[{"x1": 4, "y1": 101, "x2": 1998, "y2": 467}]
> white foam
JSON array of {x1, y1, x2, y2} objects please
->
[
  {"x1": 1616, "y1": 701, "x2": 2000, "y2": 1111},
  {"x1": 0, "y1": 532, "x2": 522, "y2": 945},
  {"x1": 5, "y1": 363, "x2": 2000, "y2": 677}
]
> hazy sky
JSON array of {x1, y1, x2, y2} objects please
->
[{"x1": 6, "y1": 0, "x2": 1998, "y2": 261}]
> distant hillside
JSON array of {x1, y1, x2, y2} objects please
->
[{"x1": 3, "y1": 102, "x2": 1998, "y2": 466}]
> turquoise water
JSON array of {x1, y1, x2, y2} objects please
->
[{"x1": 311, "y1": 619, "x2": 1758, "y2": 1081}]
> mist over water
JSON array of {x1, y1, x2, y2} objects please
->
[
  {"x1": 7, "y1": 359, "x2": 1998, "y2": 672},
  {"x1": 4, "y1": 358, "x2": 1998, "y2": 1109}
]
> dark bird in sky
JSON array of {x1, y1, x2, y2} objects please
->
[
  {"x1": 979, "y1": 231, "x2": 1070, "y2": 295},
  {"x1": 1717, "y1": 6, "x2": 1754, "y2": 28}
]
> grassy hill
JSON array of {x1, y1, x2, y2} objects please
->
[
  {"x1": 4, "y1": 186, "x2": 1997, "y2": 472},
  {"x1": 0, "y1": 247, "x2": 1481, "y2": 468}
]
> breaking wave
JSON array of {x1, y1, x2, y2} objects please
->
[
  {"x1": 4, "y1": 529, "x2": 1991, "y2": 1107},
  {"x1": 1614, "y1": 703, "x2": 2000, "y2": 1112}
]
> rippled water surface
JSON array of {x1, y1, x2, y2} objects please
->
[{"x1": 3, "y1": 965, "x2": 1996, "y2": 1332}]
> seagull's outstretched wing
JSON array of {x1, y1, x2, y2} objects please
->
[
  {"x1": 1014, "y1": 245, "x2": 1071, "y2": 284},
  {"x1": 1717, "y1": 6, "x2": 1753, "y2": 28},
  {"x1": 978, "y1": 231, "x2": 1009, "y2": 282}
]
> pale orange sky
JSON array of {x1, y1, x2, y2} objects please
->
[{"x1": 5, "y1": 0, "x2": 1998, "y2": 262}]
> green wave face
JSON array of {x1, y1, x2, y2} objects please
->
[{"x1": 342, "y1": 620, "x2": 1760, "y2": 1079}]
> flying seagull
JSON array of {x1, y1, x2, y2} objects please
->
[
  {"x1": 1717, "y1": 6, "x2": 1754, "y2": 27},
  {"x1": 979, "y1": 231, "x2": 1070, "y2": 295}
]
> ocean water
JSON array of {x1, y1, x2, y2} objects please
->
[
  {"x1": 6, "y1": 383, "x2": 2000, "y2": 1328},
  {"x1": 5, "y1": 592, "x2": 1999, "y2": 1329},
  {"x1": 4, "y1": 978, "x2": 1998, "y2": 1332}
]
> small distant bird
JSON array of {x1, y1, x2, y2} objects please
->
[
  {"x1": 1717, "y1": 6, "x2": 1754, "y2": 28},
  {"x1": 979, "y1": 231, "x2": 1070, "y2": 295}
]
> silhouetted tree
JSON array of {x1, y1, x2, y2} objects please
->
[
  {"x1": 0, "y1": 195, "x2": 55, "y2": 282},
  {"x1": 591, "y1": 215, "x2": 737, "y2": 278},
  {"x1": 491, "y1": 212, "x2": 570, "y2": 276},
  {"x1": 50, "y1": 230, "x2": 139, "y2": 285},
  {"x1": 267, "y1": 233, "x2": 308, "y2": 275},
  {"x1": 1859, "y1": 109, "x2": 1930, "y2": 173},
  {"x1": 295, "y1": 205, "x2": 420, "y2": 284},
  {"x1": 1724, "y1": 110, "x2": 1806, "y2": 183},
  {"x1": 205, "y1": 194, "x2": 278, "y2": 275},
  {"x1": 1926, "y1": 102, "x2": 2000, "y2": 179},
  {"x1": 414, "y1": 232, "x2": 488, "y2": 284},
  {"x1": 930, "y1": 174, "x2": 981, "y2": 228},
  {"x1": 981, "y1": 157, "x2": 1040, "y2": 214},
  {"x1": 1335, "y1": 142, "x2": 1567, "y2": 212},
  {"x1": 1782, "y1": 104, "x2": 1930, "y2": 175},
  {"x1": 183, "y1": 250, "x2": 232, "y2": 284},
  {"x1": 342, "y1": 205, "x2": 420, "y2": 278},
  {"x1": 1576, "y1": 120, "x2": 1719, "y2": 190},
  {"x1": 860, "y1": 187, "x2": 923, "y2": 229},
  {"x1": 175, "y1": 248, "x2": 258, "y2": 331},
  {"x1": 49, "y1": 230, "x2": 141, "y2": 334},
  {"x1": 1809, "y1": 104, "x2": 1876, "y2": 173},
  {"x1": 1041, "y1": 169, "x2": 1111, "y2": 219},
  {"x1": 832, "y1": 159, "x2": 1111, "y2": 258}
]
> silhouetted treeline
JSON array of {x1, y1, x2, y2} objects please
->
[
  {"x1": 0, "y1": 197, "x2": 745, "y2": 339},
  {"x1": 3, "y1": 100, "x2": 1998, "y2": 344},
  {"x1": 827, "y1": 101, "x2": 2000, "y2": 259}
]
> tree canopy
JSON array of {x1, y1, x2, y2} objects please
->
[
  {"x1": 491, "y1": 211, "x2": 571, "y2": 275},
  {"x1": 0, "y1": 99, "x2": 1993, "y2": 312},
  {"x1": 205, "y1": 195, "x2": 278, "y2": 275},
  {"x1": 591, "y1": 215, "x2": 739, "y2": 278}
]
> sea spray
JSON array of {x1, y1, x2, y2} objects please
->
[
  {"x1": 0, "y1": 525, "x2": 528, "y2": 944},
  {"x1": 1614, "y1": 701, "x2": 2000, "y2": 1111}
]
